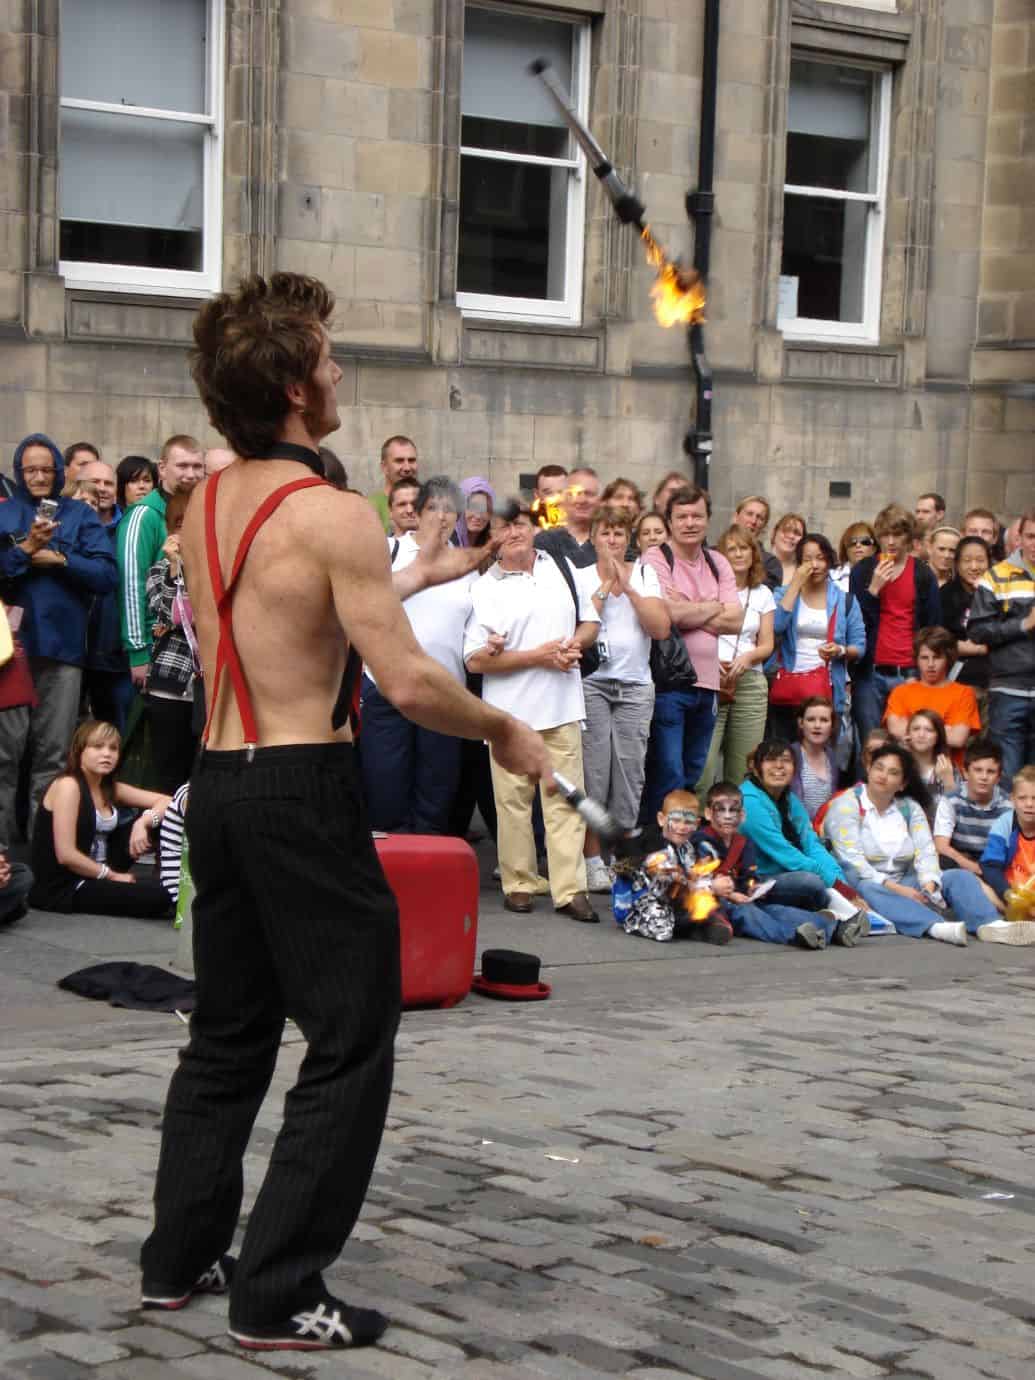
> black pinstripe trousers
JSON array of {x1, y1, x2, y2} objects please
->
[{"x1": 140, "y1": 743, "x2": 401, "y2": 1328}]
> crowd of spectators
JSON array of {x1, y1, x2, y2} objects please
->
[{"x1": 0, "y1": 426, "x2": 1032, "y2": 947}]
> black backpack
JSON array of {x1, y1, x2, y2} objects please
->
[
  {"x1": 548, "y1": 553, "x2": 601, "y2": 678},
  {"x1": 647, "y1": 543, "x2": 717, "y2": 693}
]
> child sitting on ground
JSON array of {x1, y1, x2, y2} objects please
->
[
  {"x1": 693, "y1": 782, "x2": 860, "y2": 950},
  {"x1": 613, "y1": 789, "x2": 732, "y2": 944},
  {"x1": 978, "y1": 765, "x2": 1035, "y2": 945},
  {"x1": 933, "y1": 737, "x2": 1009, "y2": 912}
]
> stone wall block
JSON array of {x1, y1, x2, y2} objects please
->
[
  {"x1": 274, "y1": 237, "x2": 356, "y2": 299},
  {"x1": 355, "y1": 141, "x2": 433, "y2": 199},
  {"x1": 968, "y1": 432, "x2": 1034, "y2": 472},
  {"x1": 359, "y1": 364, "x2": 446, "y2": 410},
  {"x1": 323, "y1": 80, "x2": 390, "y2": 140},
  {"x1": 352, "y1": 246, "x2": 425, "y2": 303},
  {"x1": 282, "y1": 17, "x2": 359, "y2": 81},
  {"x1": 319, "y1": 189, "x2": 385, "y2": 247},
  {"x1": 1004, "y1": 470, "x2": 1035, "y2": 514},
  {"x1": 358, "y1": 29, "x2": 423, "y2": 89},
  {"x1": 0, "y1": 340, "x2": 46, "y2": 392},
  {"x1": 0, "y1": 389, "x2": 48, "y2": 453},
  {"x1": 279, "y1": 130, "x2": 355, "y2": 190}
]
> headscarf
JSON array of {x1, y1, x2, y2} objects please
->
[{"x1": 454, "y1": 476, "x2": 496, "y2": 548}]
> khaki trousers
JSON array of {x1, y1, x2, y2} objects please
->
[{"x1": 490, "y1": 721, "x2": 587, "y2": 907}]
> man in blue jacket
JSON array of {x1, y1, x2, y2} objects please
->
[{"x1": 0, "y1": 435, "x2": 118, "y2": 825}]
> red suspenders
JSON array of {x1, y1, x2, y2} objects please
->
[{"x1": 201, "y1": 469, "x2": 328, "y2": 755}]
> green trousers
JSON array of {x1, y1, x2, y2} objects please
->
[{"x1": 696, "y1": 669, "x2": 769, "y2": 792}]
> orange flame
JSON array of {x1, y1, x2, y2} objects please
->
[
  {"x1": 531, "y1": 495, "x2": 565, "y2": 530},
  {"x1": 683, "y1": 857, "x2": 721, "y2": 922},
  {"x1": 642, "y1": 226, "x2": 707, "y2": 329}
]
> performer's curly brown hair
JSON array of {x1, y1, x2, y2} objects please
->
[{"x1": 190, "y1": 273, "x2": 335, "y2": 459}]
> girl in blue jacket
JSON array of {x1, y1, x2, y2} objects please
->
[{"x1": 739, "y1": 738, "x2": 869, "y2": 943}]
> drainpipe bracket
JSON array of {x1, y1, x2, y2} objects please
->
[{"x1": 686, "y1": 189, "x2": 715, "y2": 222}]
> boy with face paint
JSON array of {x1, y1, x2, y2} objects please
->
[
  {"x1": 615, "y1": 789, "x2": 733, "y2": 944},
  {"x1": 693, "y1": 783, "x2": 844, "y2": 949}
]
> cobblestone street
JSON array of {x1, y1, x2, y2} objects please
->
[{"x1": 2, "y1": 877, "x2": 1035, "y2": 1380}]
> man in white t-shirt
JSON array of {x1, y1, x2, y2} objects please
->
[
  {"x1": 360, "y1": 477, "x2": 483, "y2": 833},
  {"x1": 465, "y1": 503, "x2": 601, "y2": 921}
]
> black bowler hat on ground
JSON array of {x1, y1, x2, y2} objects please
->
[{"x1": 471, "y1": 949, "x2": 551, "y2": 1001}]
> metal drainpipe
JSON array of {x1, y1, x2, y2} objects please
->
[{"x1": 684, "y1": 0, "x2": 720, "y2": 490}]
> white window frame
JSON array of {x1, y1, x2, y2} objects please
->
[
  {"x1": 778, "y1": 61, "x2": 891, "y2": 345},
  {"x1": 456, "y1": 2, "x2": 591, "y2": 328},
  {"x1": 57, "y1": 0, "x2": 225, "y2": 298}
]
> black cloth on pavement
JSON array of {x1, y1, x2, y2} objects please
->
[{"x1": 58, "y1": 961, "x2": 196, "y2": 1012}]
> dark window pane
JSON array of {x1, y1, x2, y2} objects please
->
[
  {"x1": 786, "y1": 131, "x2": 871, "y2": 193},
  {"x1": 780, "y1": 194, "x2": 867, "y2": 323},
  {"x1": 458, "y1": 155, "x2": 569, "y2": 300},
  {"x1": 787, "y1": 59, "x2": 875, "y2": 193},
  {"x1": 61, "y1": 220, "x2": 202, "y2": 271},
  {"x1": 462, "y1": 115, "x2": 567, "y2": 159}
]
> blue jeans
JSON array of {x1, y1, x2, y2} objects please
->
[
  {"x1": 644, "y1": 687, "x2": 717, "y2": 816},
  {"x1": 852, "y1": 665, "x2": 915, "y2": 742},
  {"x1": 730, "y1": 900, "x2": 835, "y2": 944},
  {"x1": 358, "y1": 676, "x2": 460, "y2": 834},
  {"x1": 841, "y1": 866, "x2": 999, "y2": 938},
  {"x1": 988, "y1": 692, "x2": 1035, "y2": 788},
  {"x1": 729, "y1": 871, "x2": 836, "y2": 944}
]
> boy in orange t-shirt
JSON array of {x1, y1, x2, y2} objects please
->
[
  {"x1": 979, "y1": 767, "x2": 1035, "y2": 944},
  {"x1": 885, "y1": 626, "x2": 980, "y2": 762}
]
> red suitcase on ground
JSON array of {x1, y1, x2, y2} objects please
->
[{"x1": 374, "y1": 835, "x2": 480, "y2": 1010}]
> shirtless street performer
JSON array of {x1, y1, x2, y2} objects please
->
[{"x1": 139, "y1": 274, "x2": 550, "y2": 1352}]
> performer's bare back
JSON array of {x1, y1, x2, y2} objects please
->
[{"x1": 182, "y1": 460, "x2": 397, "y2": 751}]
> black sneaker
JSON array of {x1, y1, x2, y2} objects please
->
[
  {"x1": 230, "y1": 1296, "x2": 389, "y2": 1351},
  {"x1": 700, "y1": 916, "x2": 733, "y2": 946},
  {"x1": 794, "y1": 922, "x2": 826, "y2": 950},
  {"x1": 141, "y1": 1254, "x2": 235, "y2": 1311},
  {"x1": 832, "y1": 915, "x2": 865, "y2": 947}
]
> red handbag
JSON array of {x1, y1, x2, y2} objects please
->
[{"x1": 768, "y1": 605, "x2": 836, "y2": 707}]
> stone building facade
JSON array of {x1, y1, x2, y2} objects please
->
[{"x1": 0, "y1": 0, "x2": 1031, "y2": 530}]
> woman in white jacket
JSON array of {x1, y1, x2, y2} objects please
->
[{"x1": 823, "y1": 743, "x2": 1002, "y2": 945}]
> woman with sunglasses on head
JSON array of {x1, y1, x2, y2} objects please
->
[
  {"x1": 453, "y1": 477, "x2": 495, "y2": 550},
  {"x1": 770, "y1": 512, "x2": 807, "y2": 590},
  {"x1": 833, "y1": 522, "x2": 878, "y2": 592},
  {"x1": 822, "y1": 742, "x2": 1002, "y2": 944}
]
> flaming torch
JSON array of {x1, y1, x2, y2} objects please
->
[
  {"x1": 530, "y1": 60, "x2": 706, "y2": 330},
  {"x1": 683, "y1": 857, "x2": 721, "y2": 922},
  {"x1": 531, "y1": 495, "x2": 565, "y2": 530}
]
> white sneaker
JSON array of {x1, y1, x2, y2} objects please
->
[
  {"x1": 977, "y1": 919, "x2": 1035, "y2": 946},
  {"x1": 585, "y1": 858, "x2": 612, "y2": 893},
  {"x1": 929, "y1": 920, "x2": 968, "y2": 946}
]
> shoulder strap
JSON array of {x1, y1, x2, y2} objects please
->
[
  {"x1": 548, "y1": 551, "x2": 581, "y2": 622},
  {"x1": 703, "y1": 547, "x2": 720, "y2": 583},
  {"x1": 203, "y1": 471, "x2": 328, "y2": 750},
  {"x1": 660, "y1": 541, "x2": 676, "y2": 572},
  {"x1": 390, "y1": 540, "x2": 399, "y2": 562}
]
